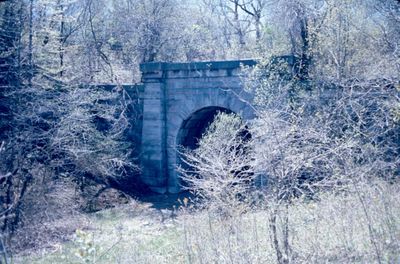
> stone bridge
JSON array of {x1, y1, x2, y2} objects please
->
[
  {"x1": 138, "y1": 60, "x2": 257, "y2": 193},
  {"x1": 118, "y1": 57, "x2": 398, "y2": 193}
]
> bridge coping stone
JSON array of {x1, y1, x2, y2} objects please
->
[{"x1": 140, "y1": 59, "x2": 257, "y2": 74}]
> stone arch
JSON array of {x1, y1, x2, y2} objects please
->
[
  {"x1": 173, "y1": 107, "x2": 235, "y2": 188},
  {"x1": 167, "y1": 104, "x2": 250, "y2": 193},
  {"x1": 176, "y1": 106, "x2": 234, "y2": 150}
]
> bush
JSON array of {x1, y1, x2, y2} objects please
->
[{"x1": 179, "y1": 112, "x2": 256, "y2": 217}]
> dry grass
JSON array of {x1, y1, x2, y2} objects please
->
[
  {"x1": 13, "y1": 179, "x2": 400, "y2": 264},
  {"x1": 181, "y1": 181, "x2": 400, "y2": 263}
]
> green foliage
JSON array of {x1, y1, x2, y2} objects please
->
[{"x1": 73, "y1": 229, "x2": 96, "y2": 264}]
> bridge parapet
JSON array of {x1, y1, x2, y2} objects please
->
[{"x1": 140, "y1": 60, "x2": 257, "y2": 81}]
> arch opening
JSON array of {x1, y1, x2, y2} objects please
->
[
  {"x1": 174, "y1": 106, "x2": 255, "y2": 192},
  {"x1": 175, "y1": 107, "x2": 234, "y2": 187},
  {"x1": 176, "y1": 106, "x2": 234, "y2": 150}
]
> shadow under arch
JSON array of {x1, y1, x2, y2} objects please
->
[
  {"x1": 175, "y1": 106, "x2": 243, "y2": 190},
  {"x1": 176, "y1": 106, "x2": 235, "y2": 150}
]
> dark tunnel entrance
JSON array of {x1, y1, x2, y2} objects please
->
[
  {"x1": 177, "y1": 106, "x2": 234, "y2": 150},
  {"x1": 175, "y1": 106, "x2": 255, "y2": 190},
  {"x1": 176, "y1": 106, "x2": 234, "y2": 186}
]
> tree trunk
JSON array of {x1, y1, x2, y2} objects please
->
[{"x1": 298, "y1": 18, "x2": 310, "y2": 80}]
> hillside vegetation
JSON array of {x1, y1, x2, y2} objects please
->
[{"x1": 0, "y1": 0, "x2": 399, "y2": 263}]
